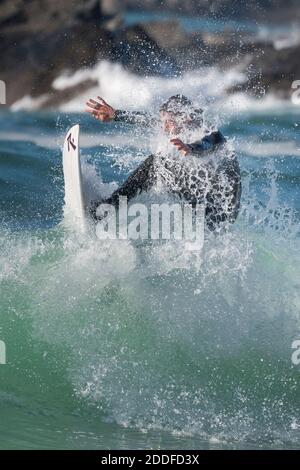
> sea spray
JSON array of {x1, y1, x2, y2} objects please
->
[{"x1": 1, "y1": 90, "x2": 300, "y2": 449}]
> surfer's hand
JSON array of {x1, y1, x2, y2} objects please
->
[
  {"x1": 170, "y1": 138, "x2": 191, "y2": 156},
  {"x1": 85, "y1": 96, "x2": 116, "y2": 122}
]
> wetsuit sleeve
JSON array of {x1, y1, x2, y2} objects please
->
[
  {"x1": 114, "y1": 110, "x2": 158, "y2": 127},
  {"x1": 188, "y1": 131, "x2": 227, "y2": 156}
]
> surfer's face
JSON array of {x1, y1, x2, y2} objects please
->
[{"x1": 160, "y1": 111, "x2": 193, "y2": 135}]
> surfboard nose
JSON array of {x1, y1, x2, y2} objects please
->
[{"x1": 63, "y1": 124, "x2": 87, "y2": 228}]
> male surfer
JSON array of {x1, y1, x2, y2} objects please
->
[{"x1": 85, "y1": 94, "x2": 241, "y2": 230}]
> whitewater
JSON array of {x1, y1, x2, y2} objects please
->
[{"x1": 0, "y1": 60, "x2": 300, "y2": 449}]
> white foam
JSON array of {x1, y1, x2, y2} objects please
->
[
  {"x1": 218, "y1": 92, "x2": 300, "y2": 116},
  {"x1": 11, "y1": 94, "x2": 50, "y2": 112},
  {"x1": 57, "y1": 60, "x2": 246, "y2": 113},
  {"x1": 258, "y1": 24, "x2": 300, "y2": 50},
  {"x1": 0, "y1": 130, "x2": 149, "y2": 152},
  {"x1": 237, "y1": 140, "x2": 300, "y2": 158},
  {"x1": 11, "y1": 59, "x2": 300, "y2": 116}
]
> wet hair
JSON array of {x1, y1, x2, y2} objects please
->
[{"x1": 160, "y1": 94, "x2": 203, "y2": 126}]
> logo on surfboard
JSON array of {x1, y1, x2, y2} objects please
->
[{"x1": 67, "y1": 133, "x2": 77, "y2": 152}]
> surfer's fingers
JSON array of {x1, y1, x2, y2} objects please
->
[
  {"x1": 85, "y1": 106, "x2": 94, "y2": 114},
  {"x1": 86, "y1": 100, "x2": 99, "y2": 110},
  {"x1": 88, "y1": 99, "x2": 111, "y2": 112},
  {"x1": 85, "y1": 106, "x2": 98, "y2": 115},
  {"x1": 89, "y1": 98, "x2": 102, "y2": 105},
  {"x1": 97, "y1": 96, "x2": 109, "y2": 107},
  {"x1": 88, "y1": 98, "x2": 108, "y2": 110},
  {"x1": 171, "y1": 139, "x2": 187, "y2": 149},
  {"x1": 172, "y1": 142, "x2": 184, "y2": 149},
  {"x1": 86, "y1": 108, "x2": 101, "y2": 119},
  {"x1": 171, "y1": 140, "x2": 183, "y2": 147},
  {"x1": 87, "y1": 102, "x2": 109, "y2": 115},
  {"x1": 171, "y1": 139, "x2": 189, "y2": 153}
]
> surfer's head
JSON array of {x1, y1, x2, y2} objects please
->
[{"x1": 159, "y1": 94, "x2": 203, "y2": 135}]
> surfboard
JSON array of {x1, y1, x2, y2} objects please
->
[{"x1": 63, "y1": 124, "x2": 87, "y2": 227}]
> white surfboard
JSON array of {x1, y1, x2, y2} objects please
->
[{"x1": 63, "y1": 124, "x2": 87, "y2": 226}]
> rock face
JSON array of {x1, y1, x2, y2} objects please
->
[
  {"x1": 0, "y1": 23, "x2": 114, "y2": 104},
  {"x1": 0, "y1": 0, "x2": 181, "y2": 106},
  {"x1": 228, "y1": 44, "x2": 300, "y2": 99},
  {"x1": 0, "y1": 0, "x2": 299, "y2": 108},
  {"x1": 114, "y1": 24, "x2": 181, "y2": 76},
  {"x1": 0, "y1": 1, "x2": 110, "y2": 104},
  {"x1": 1, "y1": 1, "x2": 95, "y2": 34}
]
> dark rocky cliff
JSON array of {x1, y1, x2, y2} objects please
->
[{"x1": 0, "y1": 0, "x2": 299, "y2": 108}]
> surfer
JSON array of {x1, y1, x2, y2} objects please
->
[{"x1": 85, "y1": 94, "x2": 241, "y2": 230}]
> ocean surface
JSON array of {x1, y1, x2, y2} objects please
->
[{"x1": 1, "y1": 41, "x2": 300, "y2": 449}]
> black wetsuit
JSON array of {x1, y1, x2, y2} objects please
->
[{"x1": 91, "y1": 110, "x2": 241, "y2": 230}]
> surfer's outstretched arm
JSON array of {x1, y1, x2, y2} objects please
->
[
  {"x1": 86, "y1": 96, "x2": 157, "y2": 127},
  {"x1": 188, "y1": 131, "x2": 227, "y2": 156},
  {"x1": 114, "y1": 109, "x2": 158, "y2": 127},
  {"x1": 170, "y1": 131, "x2": 227, "y2": 157}
]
